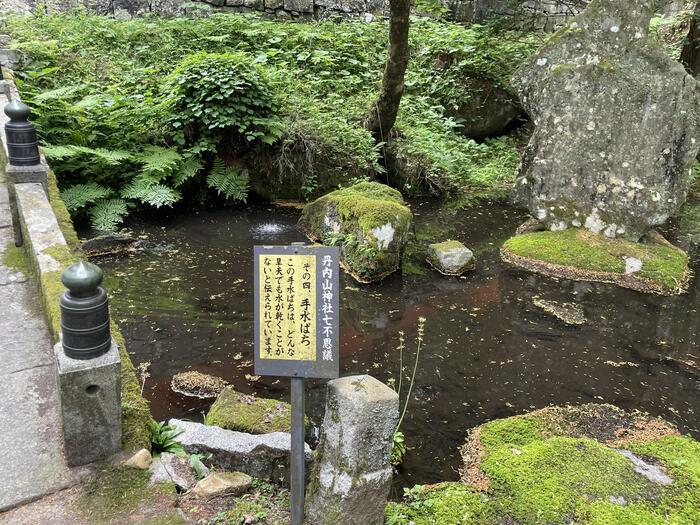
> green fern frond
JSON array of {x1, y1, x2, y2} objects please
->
[
  {"x1": 136, "y1": 146, "x2": 182, "y2": 176},
  {"x1": 41, "y1": 144, "x2": 80, "y2": 160},
  {"x1": 121, "y1": 182, "x2": 181, "y2": 208},
  {"x1": 172, "y1": 156, "x2": 203, "y2": 187},
  {"x1": 60, "y1": 183, "x2": 112, "y2": 212},
  {"x1": 89, "y1": 199, "x2": 129, "y2": 232},
  {"x1": 74, "y1": 94, "x2": 108, "y2": 109},
  {"x1": 71, "y1": 146, "x2": 132, "y2": 165},
  {"x1": 206, "y1": 160, "x2": 249, "y2": 202},
  {"x1": 34, "y1": 84, "x2": 86, "y2": 102}
]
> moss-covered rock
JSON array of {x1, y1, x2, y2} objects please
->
[
  {"x1": 298, "y1": 182, "x2": 413, "y2": 283},
  {"x1": 205, "y1": 387, "x2": 303, "y2": 434},
  {"x1": 388, "y1": 404, "x2": 699, "y2": 525},
  {"x1": 501, "y1": 229, "x2": 690, "y2": 295}
]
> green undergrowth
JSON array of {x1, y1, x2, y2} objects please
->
[
  {"x1": 213, "y1": 478, "x2": 290, "y2": 524},
  {"x1": 502, "y1": 229, "x2": 689, "y2": 292},
  {"x1": 5, "y1": 12, "x2": 538, "y2": 228},
  {"x1": 387, "y1": 407, "x2": 700, "y2": 525},
  {"x1": 78, "y1": 464, "x2": 176, "y2": 524},
  {"x1": 24, "y1": 167, "x2": 153, "y2": 451}
]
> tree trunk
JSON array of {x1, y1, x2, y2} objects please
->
[
  {"x1": 364, "y1": 0, "x2": 411, "y2": 145},
  {"x1": 681, "y1": 2, "x2": 700, "y2": 77}
]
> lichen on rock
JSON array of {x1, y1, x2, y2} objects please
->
[
  {"x1": 298, "y1": 182, "x2": 413, "y2": 283},
  {"x1": 512, "y1": 0, "x2": 700, "y2": 241},
  {"x1": 426, "y1": 239, "x2": 475, "y2": 276}
]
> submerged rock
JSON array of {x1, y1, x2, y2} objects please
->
[
  {"x1": 298, "y1": 182, "x2": 413, "y2": 283},
  {"x1": 82, "y1": 233, "x2": 139, "y2": 256},
  {"x1": 532, "y1": 296, "x2": 586, "y2": 325},
  {"x1": 205, "y1": 387, "x2": 295, "y2": 434},
  {"x1": 171, "y1": 371, "x2": 228, "y2": 399},
  {"x1": 426, "y1": 240, "x2": 475, "y2": 276},
  {"x1": 169, "y1": 419, "x2": 312, "y2": 484},
  {"x1": 512, "y1": 0, "x2": 700, "y2": 241}
]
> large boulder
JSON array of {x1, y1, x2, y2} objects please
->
[
  {"x1": 512, "y1": 0, "x2": 700, "y2": 241},
  {"x1": 298, "y1": 182, "x2": 413, "y2": 283}
]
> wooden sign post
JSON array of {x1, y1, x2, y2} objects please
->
[{"x1": 254, "y1": 244, "x2": 340, "y2": 525}]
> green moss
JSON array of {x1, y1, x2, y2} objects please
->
[
  {"x1": 78, "y1": 465, "x2": 175, "y2": 524},
  {"x1": 483, "y1": 437, "x2": 659, "y2": 525},
  {"x1": 479, "y1": 417, "x2": 544, "y2": 450},
  {"x1": 398, "y1": 407, "x2": 700, "y2": 525},
  {"x1": 2, "y1": 242, "x2": 29, "y2": 273},
  {"x1": 205, "y1": 387, "x2": 306, "y2": 434},
  {"x1": 503, "y1": 229, "x2": 689, "y2": 292},
  {"x1": 385, "y1": 483, "x2": 493, "y2": 525},
  {"x1": 299, "y1": 182, "x2": 413, "y2": 282}
]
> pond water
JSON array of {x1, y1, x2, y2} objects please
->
[{"x1": 97, "y1": 199, "x2": 699, "y2": 493}]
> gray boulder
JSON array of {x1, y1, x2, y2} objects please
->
[
  {"x1": 512, "y1": 0, "x2": 700, "y2": 241},
  {"x1": 169, "y1": 419, "x2": 312, "y2": 485},
  {"x1": 306, "y1": 375, "x2": 398, "y2": 525},
  {"x1": 427, "y1": 240, "x2": 475, "y2": 276}
]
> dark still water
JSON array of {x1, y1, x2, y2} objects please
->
[{"x1": 97, "y1": 199, "x2": 699, "y2": 491}]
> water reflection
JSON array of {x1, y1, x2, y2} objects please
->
[{"x1": 98, "y1": 200, "x2": 699, "y2": 489}]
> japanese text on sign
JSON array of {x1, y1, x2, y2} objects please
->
[{"x1": 259, "y1": 254, "x2": 317, "y2": 361}]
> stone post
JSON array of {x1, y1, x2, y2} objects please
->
[
  {"x1": 306, "y1": 375, "x2": 399, "y2": 525},
  {"x1": 55, "y1": 261, "x2": 121, "y2": 466}
]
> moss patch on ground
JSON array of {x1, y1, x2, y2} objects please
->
[
  {"x1": 298, "y1": 182, "x2": 413, "y2": 283},
  {"x1": 205, "y1": 387, "x2": 306, "y2": 434},
  {"x1": 2, "y1": 241, "x2": 29, "y2": 273},
  {"x1": 208, "y1": 478, "x2": 290, "y2": 525},
  {"x1": 388, "y1": 404, "x2": 699, "y2": 525},
  {"x1": 77, "y1": 465, "x2": 176, "y2": 524},
  {"x1": 501, "y1": 229, "x2": 690, "y2": 295}
]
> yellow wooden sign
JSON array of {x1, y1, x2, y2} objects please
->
[{"x1": 258, "y1": 253, "x2": 317, "y2": 361}]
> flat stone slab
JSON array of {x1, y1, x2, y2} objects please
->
[{"x1": 169, "y1": 419, "x2": 311, "y2": 484}]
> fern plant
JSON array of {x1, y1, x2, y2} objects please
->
[
  {"x1": 89, "y1": 199, "x2": 130, "y2": 232},
  {"x1": 60, "y1": 182, "x2": 112, "y2": 212},
  {"x1": 206, "y1": 159, "x2": 249, "y2": 202}
]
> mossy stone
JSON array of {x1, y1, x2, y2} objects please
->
[
  {"x1": 205, "y1": 386, "x2": 307, "y2": 434},
  {"x1": 390, "y1": 404, "x2": 700, "y2": 525},
  {"x1": 501, "y1": 229, "x2": 689, "y2": 295},
  {"x1": 298, "y1": 182, "x2": 413, "y2": 283}
]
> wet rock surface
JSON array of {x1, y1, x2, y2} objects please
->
[
  {"x1": 532, "y1": 296, "x2": 586, "y2": 325},
  {"x1": 512, "y1": 0, "x2": 700, "y2": 240}
]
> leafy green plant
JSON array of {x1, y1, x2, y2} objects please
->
[
  {"x1": 189, "y1": 452, "x2": 212, "y2": 480},
  {"x1": 167, "y1": 51, "x2": 283, "y2": 150},
  {"x1": 150, "y1": 421, "x2": 184, "y2": 455}
]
